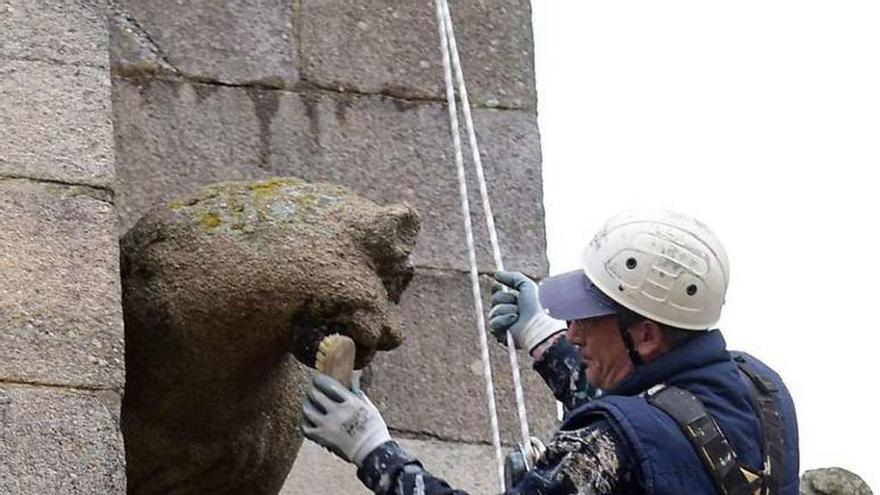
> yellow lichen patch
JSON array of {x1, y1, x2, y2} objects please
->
[
  {"x1": 249, "y1": 180, "x2": 283, "y2": 200},
  {"x1": 168, "y1": 200, "x2": 185, "y2": 210},
  {"x1": 200, "y1": 212, "x2": 222, "y2": 229},
  {"x1": 297, "y1": 192, "x2": 318, "y2": 207},
  {"x1": 249, "y1": 178, "x2": 306, "y2": 201}
]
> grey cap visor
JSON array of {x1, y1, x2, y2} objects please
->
[{"x1": 538, "y1": 269, "x2": 619, "y2": 321}]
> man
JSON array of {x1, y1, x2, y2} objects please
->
[{"x1": 301, "y1": 210, "x2": 800, "y2": 494}]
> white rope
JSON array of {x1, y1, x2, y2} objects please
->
[
  {"x1": 434, "y1": 0, "x2": 536, "y2": 485},
  {"x1": 437, "y1": 0, "x2": 533, "y2": 461},
  {"x1": 433, "y1": 0, "x2": 504, "y2": 489}
]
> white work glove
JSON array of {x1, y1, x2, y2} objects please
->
[
  {"x1": 489, "y1": 271, "x2": 566, "y2": 353},
  {"x1": 301, "y1": 373, "x2": 392, "y2": 466}
]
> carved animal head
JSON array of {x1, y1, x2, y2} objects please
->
[
  {"x1": 120, "y1": 178, "x2": 420, "y2": 494},
  {"x1": 121, "y1": 177, "x2": 419, "y2": 371}
]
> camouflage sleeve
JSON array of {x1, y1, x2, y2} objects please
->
[
  {"x1": 356, "y1": 420, "x2": 633, "y2": 495},
  {"x1": 513, "y1": 419, "x2": 633, "y2": 494},
  {"x1": 357, "y1": 441, "x2": 472, "y2": 495},
  {"x1": 532, "y1": 337, "x2": 598, "y2": 412}
]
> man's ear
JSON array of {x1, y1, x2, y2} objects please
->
[{"x1": 633, "y1": 320, "x2": 665, "y2": 362}]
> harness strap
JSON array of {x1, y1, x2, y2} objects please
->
[
  {"x1": 734, "y1": 355, "x2": 785, "y2": 495},
  {"x1": 647, "y1": 386, "x2": 760, "y2": 495},
  {"x1": 616, "y1": 309, "x2": 644, "y2": 366}
]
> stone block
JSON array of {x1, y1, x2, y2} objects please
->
[
  {"x1": 398, "y1": 438, "x2": 500, "y2": 495},
  {"x1": 115, "y1": 0, "x2": 297, "y2": 85},
  {"x1": 367, "y1": 270, "x2": 559, "y2": 445},
  {"x1": 0, "y1": 179, "x2": 124, "y2": 389},
  {"x1": 113, "y1": 81, "x2": 547, "y2": 275},
  {"x1": 0, "y1": 0, "x2": 109, "y2": 67},
  {"x1": 0, "y1": 59, "x2": 114, "y2": 188},
  {"x1": 0, "y1": 385, "x2": 125, "y2": 494},
  {"x1": 112, "y1": 77, "x2": 274, "y2": 234},
  {"x1": 108, "y1": 3, "x2": 176, "y2": 76},
  {"x1": 270, "y1": 91, "x2": 548, "y2": 276},
  {"x1": 282, "y1": 441, "x2": 367, "y2": 495},
  {"x1": 283, "y1": 438, "x2": 499, "y2": 495},
  {"x1": 300, "y1": 0, "x2": 536, "y2": 109}
]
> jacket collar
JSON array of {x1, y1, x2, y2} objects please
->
[{"x1": 607, "y1": 329, "x2": 731, "y2": 396}]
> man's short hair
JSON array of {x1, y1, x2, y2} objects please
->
[
  {"x1": 616, "y1": 304, "x2": 699, "y2": 350},
  {"x1": 658, "y1": 324, "x2": 698, "y2": 349}
]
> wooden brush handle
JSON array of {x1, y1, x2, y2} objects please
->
[{"x1": 321, "y1": 336, "x2": 356, "y2": 389}]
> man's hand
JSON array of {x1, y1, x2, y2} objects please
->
[
  {"x1": 301, "y1": 374, "x2": 392, "y2": 466},
  {"x1": 488, "y1": 271, "x2": 567, "y2": 353}
]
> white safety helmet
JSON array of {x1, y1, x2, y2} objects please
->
[{"x1": 539, "y1": 209, "x2": 730, "y2": 331}]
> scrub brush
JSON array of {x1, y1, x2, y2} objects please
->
[{"x1": 315, "y1": 334, "x2": 356, "y2": 390}]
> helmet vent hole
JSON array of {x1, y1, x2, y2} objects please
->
[
  {"x1": 626, "y1": 258, "x2": 637, "y2": 269},
  {"x1": 686, "y1": 284, "x2": 698, "y2": 296},
  {"x1": 618, "y1": 284, "x2": 624, "y2": 292}
]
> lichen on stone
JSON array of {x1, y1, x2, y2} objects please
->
[{"x1": 199, "y1": 212, "x2": 221, "y2": 229}]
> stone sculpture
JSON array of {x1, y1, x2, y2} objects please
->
[
  {"x1": 120, "y1": 178, "x2": 419, "y2": 495},
  {"x1": 800, "y1": 468, "x2": 873, "y2": 495}
]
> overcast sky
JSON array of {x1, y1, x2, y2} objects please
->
[{"x1": 532, "y1": 1, "x2": 879, "y2": 489}]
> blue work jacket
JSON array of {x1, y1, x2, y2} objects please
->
[{"x1": 562, "y1": 330, "x2": 799, "y2": 494}]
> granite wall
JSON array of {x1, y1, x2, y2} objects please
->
[
  {"x1": 107, "y1": 1, "x2": 550, "y2": 494},
  {"x1": 1, "y1": 0, "x2": 126, "y2": 493},
  {"x1": 1, "y1": 1, "x2": 548, "y2": 493}
]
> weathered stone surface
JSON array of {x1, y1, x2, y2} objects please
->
[
  {"x1": 282, "y1": 441, "x2": 366, "y2": 495},
  {"x1": 0, "y1": 179, "x2": 123, "y2": 388},
  {"x1": 108, "y1": 3, "x2": 176, "y2": 76},
  {"x1": 399, "y1": 438, "x2": 500, "y2": 495},
  {"x1": 368, "y1": 270, "x2": 559, "y2": 445},
  {"x1": 0, "y1": 385, "x2": 126, "y2": 494},
  {"x1": 121, "y1": 178, "x2": 419, "y2": 495},
  {"x1": 0, "y1": 60, "x2": 114, "y2": 188},
  {"x1": 115, "y1": 0, "x2": 297, "y2": 85},
  {"x1": 800, "y1": 468, "x2": 873, "y2": 495},
  {"x1": 112, "y1": 78, "x2": 274, "y2": 234},
  {"x1": 270, "y1": 91, "x2": 547, "y2": 277},
  {"x1": 283, "y1": 437, "x2": 499, "y2": 495},
  {"x1": 0, "y1": 0, "x2": 109, "y2": 67},
  {"x1": 300, "y1": 0, "x2": 536, "y2": 109},
  {"x1": 113, "y1": 78, "x2": 547, "y2": 276}
]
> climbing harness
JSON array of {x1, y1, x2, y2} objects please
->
[
  {"x1": 646, "y1": 356, "x2": 785, "y2": 495},
  {"x1": 433, "y1": 0, "x2": 532, "y2": 489}
]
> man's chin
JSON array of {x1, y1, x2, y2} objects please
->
[{"x1": 585, "y1": 370, "x2": 602, "y2": 389}]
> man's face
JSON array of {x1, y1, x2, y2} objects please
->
[{"x1": 567, "y1": 316, "x2": 634, "y2": 391}]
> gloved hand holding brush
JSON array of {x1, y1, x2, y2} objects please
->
[
  {"x1": 301, "y1": 333, "x2": 392, "y2": 465},
  {"x1": 301, "y1": 373, "x2": 392, "y2": 466}
]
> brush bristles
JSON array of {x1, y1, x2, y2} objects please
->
[
  {"x1": 315, "y1": 334, "x2": 345, "y2": 372},
  {"x1": 315, "y1": 334, "x2": 356, "y2": 389}
]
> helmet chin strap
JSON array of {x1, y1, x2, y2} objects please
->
[{"x1": 616, "y1": 309, "x2": 644, "y2": 367}]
